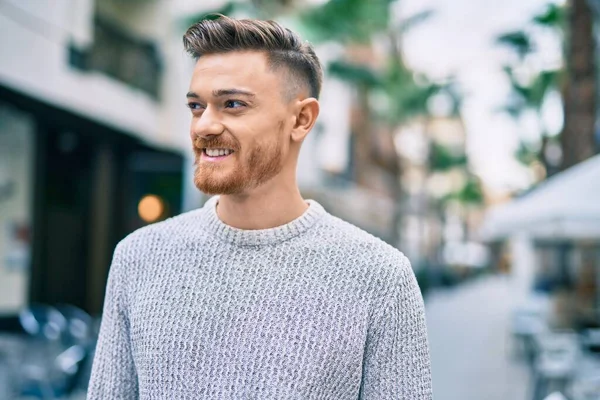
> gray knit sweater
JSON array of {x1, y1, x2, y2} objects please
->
[{"x1": 88, "y1": 196, "x2": 432, "y2": 399}]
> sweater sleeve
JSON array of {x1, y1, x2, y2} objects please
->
[
  {"x1": 87, "y1": 243, "x2": 139, "y2": 399},
  {"x1": 359, "y1": 257, "x2": 433, "y2": 399}
]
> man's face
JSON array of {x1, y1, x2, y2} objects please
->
[{"x1": 187, "y1": 51, "x2": 294, "y2": 195}]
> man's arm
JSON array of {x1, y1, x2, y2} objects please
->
[
  {"x1": 359, "y1": 257, "x2": 433, "y2": 399},
  {"x1": 87, "y1": 244, "x2": 139, "y2": 399}
]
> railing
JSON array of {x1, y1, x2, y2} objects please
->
[{"x1": 69, "y1": 16, "x2": 162, "y2": 100}]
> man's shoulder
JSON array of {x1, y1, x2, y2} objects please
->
[
  {"x1": 317, "y1": 213, "x2": 412, "y2": 276},
  {"x1": 115, "y1": 207, "x2": 205, "y2": 254},
  {"x1": 310, "y1": 213, "x2": 418, "y2": 300}
]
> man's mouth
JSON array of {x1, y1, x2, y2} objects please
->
[{"x1": 201, "y1": 148, "x2": 235, "y2": 160}]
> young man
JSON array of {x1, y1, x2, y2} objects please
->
[{"x1": 88, "y1": 16, "x2": 432, "y2": 399}]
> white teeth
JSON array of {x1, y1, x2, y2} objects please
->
[{"x1": 205, "y1": 148, "x2": 232, "y2": 157}]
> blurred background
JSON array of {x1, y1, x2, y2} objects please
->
[{"x1": 0, "y1": 0, "x2": 599, "y2": 399}]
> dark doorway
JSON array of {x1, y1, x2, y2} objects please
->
[
  {"x1": 2, "y1": 84, "x2": 184, "y2": 316},
  {"x1": 33, "y1": 129, "x2": 94, "y2": 310}
]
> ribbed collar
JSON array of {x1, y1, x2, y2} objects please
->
[{"x1": 199, "y1": 196, "x2": 327, "y2": 246}]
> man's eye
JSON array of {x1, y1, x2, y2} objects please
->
[
  {"x1": 224, "y1": 100, "x2": 246, "y2": 109},
  {"x1": 187, "y1": 102, "x2": 204, "y2": 111}
]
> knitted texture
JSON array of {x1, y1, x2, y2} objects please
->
[{"x1": 88, "y1": 196, "x2": 432, "y2": 399}]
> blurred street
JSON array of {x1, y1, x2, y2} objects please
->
[{"x1": 426, "y1": 274, "x2": 530, "y2": 400}]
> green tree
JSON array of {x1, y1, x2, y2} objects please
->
[
  {"x1": 304, "y1": 4, "x2": 442, "y2": 246},
  {"x1": 496, "y1": 4, "x2": 565, "y2": 178},
  {"x1": 497, "y1": 1, "x2": 597, "y2": 177}
]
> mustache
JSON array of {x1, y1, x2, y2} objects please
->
[{"x1": 193, "y1": 135, "x2": 240, "y2": 153}]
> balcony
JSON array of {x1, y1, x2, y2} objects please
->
[{"x1": 70, "y1": 16, "x2": 162, "y2": 100}]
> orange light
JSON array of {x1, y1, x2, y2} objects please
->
[{"x1": 138, "y1": 195, "x2": 164, "y2": 223}]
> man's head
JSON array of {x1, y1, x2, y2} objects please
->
[{"x1": 183, "y1": 16, "x2": 322, "y2": 195}]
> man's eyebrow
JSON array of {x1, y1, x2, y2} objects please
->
[
  {"x1": 186, "y1": 89, "x2": 256, "y2": 100},
  {"x1": 212, "y1": 88, "x2": 256, "y2": 98}
]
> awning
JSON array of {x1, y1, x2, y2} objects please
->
[{"x1": 480, "y1": 155, "x2": 600, "y2": 241}]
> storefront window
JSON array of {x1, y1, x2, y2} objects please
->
[{"x1": 0, "y1": 102, "x2": 35, "y2": 313}]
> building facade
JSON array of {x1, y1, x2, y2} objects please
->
[{"x1": 0, "y1": 0, "x2": 196, "y2": 315}]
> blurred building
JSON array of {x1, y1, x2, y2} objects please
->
[
  {"x1": 0, "y1": 0, "x2": 200, "y2": 315},
  {"x1": 478, "y1": 2, "x2": 600, "y2": 330},
  {"x1": 298, "y1": 41, "x2": 401, "y2": 248},
  {"x1": 394, "y1": 114, "x2": 487, "y2": 274},
  {"x1": 300, "y1": 42, "x2": 397, "y2": 245},
  {"x1": 481, "y1": 155, "x2": 600, "y2": 329}
]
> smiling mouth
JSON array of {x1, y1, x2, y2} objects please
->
[{"x1": 202, "y1": 148, "x2": 235, "y2": 159}]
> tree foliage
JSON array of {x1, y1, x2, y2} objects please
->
[
  {"x1": 495, "y1": 2, "x2": 566, "y2": 174},
  {"x1": 298, "y1": 0, "x2": 395, "y2": 43},
  {"x1": 445, "y1": 174, "x2": 484, "y2": 205},
  {"x1": 497, "y1": 31, "x2": 534, "y2": 59},
  {"x1": 429, "y1": 143, "x2": 468, "y2": 172}
]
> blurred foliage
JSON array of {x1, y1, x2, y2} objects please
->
[
  {"x1": 437, "y1": 80, "x2": 464, "y2": 117},
  {"x1": 328, "y1": 60, "x2": 382, "y2": 87},
  {"x1": 442, "y1": 174, "x2": 484, "y2": 205},
  {"x1": 515, "y1": 141, "x2": 540, "y2": 165},
  {"x1": 250, "y1": 0, "x2": 297, "y2": 18},
  {"x1": 497, "y1": 31, "x2": 533, "y2": 59},
  {"x1": 459, "y1": 175, "x2": 485, "y2": 204},
  {"x1": 502, "y1": 67, "x2": 560, "y2": 110},
  {"x1": 496, "y1": 2, "x2": 566, "y2": 172},
  {"x1": 181, "y1": 2, "x2": 244, "y2": 28},
  {"x1": 299, "y1": 0, "x2": 394, "y2": 43},
  {"x1": 495, "y1": 3, "x2": 564, "y2": 58},
  {"x1": 320, "y1": 10, "x2": 439, "y2": 125},
  {"x1": 328, "y1": 59, "x2": 442, "y2": 124},
  {"x1": 429, "y1": 143, "x2": 467, "y2": 172},
  {"x1": 397, "y1": 10, "x2": 435, "y2": 35},
  {"x1": 383, "y1": 63, "x2": 441, "y2": 124},
  {"x1": 533, "y1": 3, "x2": 565, "y2": 28}
]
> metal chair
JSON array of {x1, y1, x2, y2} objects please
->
[
  {"x1": 15, "y1": 304, "x2": 91, "y2": 399},
  {"x1": 531, "y1": 331, "x2": 581, "y2": 400},
  {"x1": 543, "y1": 393, "x2": 569, "y2": 400},
  {"x1": 568, "y1": 353, "x2": 600, "y2": 400},
  {"x1": 19, "y1": 304, "x2": 67, "y2": 342},
  {"x1": 581, "y1": 329, "x2": 600, "y2": 354},
  {"x1": 55, "y1": 304, "x2": 93, "y2": 347},
  {"x1": 18, "y1": 343, "x2": 89, "y2": 399},
  {"x1": 511, "y1": 304, "x2": 550, "y2": 363},
  {"x1": 16, "y1": 304, "x2": 67, "y2": 399}
]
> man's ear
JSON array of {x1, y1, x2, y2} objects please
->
[{"x1": 290, "y1": 98, "x2": 320, "y2": 143}]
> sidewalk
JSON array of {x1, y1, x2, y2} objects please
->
[{"x1": 425, "y1": 274, "x2": 531, "y2": 400}]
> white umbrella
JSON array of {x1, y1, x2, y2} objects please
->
[{"x1": 480, "y1": 155, "x2": 600, "y2": 241}]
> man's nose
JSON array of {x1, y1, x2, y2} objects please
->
[{"x1": 191, "y1": 106, "x2": 224, "y2": 139}]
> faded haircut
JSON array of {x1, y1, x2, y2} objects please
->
[{"x1": 183, "y1": 15, "x2": 323, "y2": 100}]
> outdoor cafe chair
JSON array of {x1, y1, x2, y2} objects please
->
[{"x1": 531, "y1": 331, "x2": 581, "y2": 400}]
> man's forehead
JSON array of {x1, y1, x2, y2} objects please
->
[{"x1": 190, "y1": 51, "x2": 277, "y2": 92}]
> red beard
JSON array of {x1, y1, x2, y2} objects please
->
[{"x1": 192, "y1": 134, "x2": 284, "y2": 195}]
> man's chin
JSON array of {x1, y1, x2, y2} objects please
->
[{"x1": 194, "y1": 175, "x2": 246, "y2": 195}]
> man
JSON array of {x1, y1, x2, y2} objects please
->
[{"x1": 88, "y1": 16, "x2": 432, "y2": 399}]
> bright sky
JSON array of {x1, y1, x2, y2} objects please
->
[{"x1": 398, "y1": 0, "x2": 562, "y2": 195}]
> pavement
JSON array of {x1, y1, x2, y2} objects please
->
[{"x1": 425, "y1": 273, "x2": 531, "y2": 400}]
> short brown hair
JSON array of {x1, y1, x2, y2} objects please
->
[{"x1": 183, "y1": 15, "x2": 323, "y2": 100}]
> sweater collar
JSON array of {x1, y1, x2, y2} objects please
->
[{"x1": 199, "y1": 196, "x2": 326, "y2": 246}]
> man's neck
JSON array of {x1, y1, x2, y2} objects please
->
[{"x1": 215, "y1": 182, "x2": 309, "y2": 230}]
